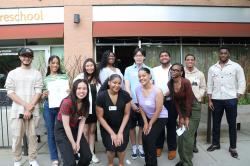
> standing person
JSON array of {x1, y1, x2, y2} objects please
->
[
  {"x1": 207, "y1": 47, "x2": 246, "y2": 158},
  {"x1": 124, "y1": 48, "x2": 152, "y2": 159},
  {"x1": 96, "y1": 74, "x2": 131, "y2": 166},
  {"x1": 184, "y1": 54, "x2": 206, "y2": 153},
  {"x1": 168, "y1": 63, "x2": 196, "y2": 166},
  {"x1": 153, "y1": 50, "x2": 178, "y2": 159},
  {"x1": 99, "y1": 50, "x2": 123, "y2": 84},
  {"x1": 55, "y1": 79, "x2": 92, "y2": 166},
  {"x1": 42, "y1": 55, "x2": 68, "y2": 166},
  {"x1": 74, "y1": 58, "x2": 101, "y2": 163},
  {"x1": 5, "y1": 48, "x2": 43, "y2": 166},
  {"x1": 136, "y1": 68, "x2": 168, "y2": 166}
]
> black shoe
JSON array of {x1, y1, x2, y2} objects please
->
[
  {"x1": 229, "y1": 148, "x2": 238, "y2": 158},
  {"x1": 193, "y1": 146, "x2": 199, "y2": 153},
  {"x1": 175, "y1": 161, "x2": 183, "y2": 166},
  {"x1": 75, "y1": 153, "x2": 80, "y2": 160},
  {"x1": 36, "y1": 135, "x2": 41, "y2": 143},
  {"x1": 207, "y1": 144, "x2": 220, "y2": 152}
]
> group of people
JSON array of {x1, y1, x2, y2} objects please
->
[{"x1": 4, "y1": 46, "x2": 246, "y2": 166}]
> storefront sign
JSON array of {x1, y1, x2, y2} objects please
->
[
  {"x1": 93, "y1": 6, "x2": 250, "y2": 23},
  {"x1": 0, "y1": 7, "x2": 64, "y2": 25},
  {"x1": 0, "y1": 48, "x2": 19, "y2": 56}
]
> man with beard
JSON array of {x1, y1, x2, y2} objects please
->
[
  {"x1": 5, "y1": 48, "x2": 43, "y2": 166},
  {"x1": 153, "y1": 51, "x2": 177, "y2": 160},
  {"x1": 184, "y1": 54, "x2": 206, "y2": 153},
  {"x1": 207, "y1": 47, "x2": 246, "y2": 158}
]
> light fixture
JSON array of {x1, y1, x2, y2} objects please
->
[{"x1": 74, "y1": 14, "x2": 80, "y2": 24}]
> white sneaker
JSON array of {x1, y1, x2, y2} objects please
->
[
  {"x1": 29, "y1": 160, "x2": 40, "y2": 166},
  {"x1": 92, "y1": 154, "x2": 100, "y2": 163},
  {"x1": 14, "y1": 161, "x2": 21, "y2": 166},
  {"x1": 51, "y1": 160, "x2": 59, "y2": 166}
]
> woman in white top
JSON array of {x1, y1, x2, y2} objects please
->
[
  {"x1": 74, "y1": 58, "x2": 101, "y2": 163},
  {"x1": 99, "y1": 50, "x2": 123, "y2": 84}
]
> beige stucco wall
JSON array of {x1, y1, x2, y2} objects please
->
[{"x1": 63, "y1": 5, "x2": 93, "y2": 73}]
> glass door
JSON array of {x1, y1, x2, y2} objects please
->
[{"x1": 29, "y1": 46, "x2": 50, "y2": 77}]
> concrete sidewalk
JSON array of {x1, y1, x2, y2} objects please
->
[{"x1": 1, "y1": 122, "x2": 250, "y2": 166}]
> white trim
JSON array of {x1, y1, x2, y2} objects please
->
[
  {"x1": 93, "y1": 6, "x2": 250, "y2": 23},
  {"x1": 0, "y1": 7, "x2": 64, "y2": 25}
]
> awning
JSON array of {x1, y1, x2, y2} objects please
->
[
  {"x1": 93, "y1": 22, "x2": 250, "y2": 37},
  {"x1": 0, "y1": 24, "x2": 64, "y2": 39}
]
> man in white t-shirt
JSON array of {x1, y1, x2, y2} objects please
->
[
  {"x1": 5, "y1": 48, "x2": 43, "y2": 166},
  {"x1": 153, "y1": 51, "x2": 177, "y2": 160}
]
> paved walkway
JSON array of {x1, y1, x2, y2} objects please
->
[{"x1": 1, "y1": 122, "x2": 250, "y2": 166}]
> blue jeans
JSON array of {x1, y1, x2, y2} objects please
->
[
  {"x1": 43, "y1": 100, "x2": 59, "y2": 160},
  {"x1": 212, "y1": 99, "x2": 238, "y2": 149}
]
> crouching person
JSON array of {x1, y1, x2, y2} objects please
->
[{"x1": 55, "y1": 79, "x2": 92, "y2": 166}]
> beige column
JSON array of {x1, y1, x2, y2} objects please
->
[{"x1": 64, "y1": 5, "x2": 93, "y2": 79}]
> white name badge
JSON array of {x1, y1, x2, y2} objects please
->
[
  {"x1": 109, "y1": 106, "x2": 117, "y2": 111},
  {"x1": 145, "y1": 100, "x2": 152, "y2": 106}
]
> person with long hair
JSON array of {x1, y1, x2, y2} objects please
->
[
  {"x1": 99, "y1": 50, "x2": 123, "y2": 84},
  {"x1": 55, "y1": 79, "x2": 92, "y2": 166},
  {"x1": 42, "y1": 55, "x2": 68, "y2": 166},
  {"x1": 74, "y1": 58, "x2": 101, "y2": 163},
  {"x1": 96, "y1": 74, "x2": 131, "y2": 166},
  {"x1": 135, "y1": 67, "x2": 168, "y2": 166},
  {"x1": 168, "y1": 63, "x2": 196, "y2": 166}
]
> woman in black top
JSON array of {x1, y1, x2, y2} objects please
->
[{"x1": 96, "y1": 74, "x2": 131, "y2": 166}]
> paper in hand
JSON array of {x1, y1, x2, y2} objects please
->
[
  {"x1": 47, "y1": 79, "x2": 69, "y2": 108},
  {"x1": 176, "y1": 125, "x2": 186, "y2": 136}
]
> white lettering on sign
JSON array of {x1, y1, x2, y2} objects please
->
[{"x1": 0, "y1": 7, "x2": 64, "y2": 25}]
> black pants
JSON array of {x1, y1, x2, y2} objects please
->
[
  {"x1": 55, "y1": 120, "x2": 92, "y2": 166},
  {"x1": 212, "y1": 99, "x2": 237, "y2": 149},
  {"x1": 143, "y1": 118, "x2": 167, "y2": 166},
  {"x1": 156, "y1": 100, "x2": 177, "y2": 151}
]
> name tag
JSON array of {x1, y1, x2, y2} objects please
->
[
  {"x1": 145, "y1": 100, "x2": 152, "y2": 106},
  {"x1": 109, "y1": 106, "x2": 117, "y2": 111}
]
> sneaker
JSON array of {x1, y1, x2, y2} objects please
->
[
  {"x1": 14, "y1": 161, "x2": 21, "y2": 166},
  {"x1": 92, "y1": 154, "x2": 100, "y2": 163},
  {"x1": 139, "y1": 151, "x2": 145, "y2": 159},
  {"x1": 51, "y1": 160, "x2": 59, "y2": 166},
  {"x1": 131, "y1": 150, "x2": 138, "y2": 160},
  {"x1": 74, "y1": 153, "x2": 80, "y2": 160},
  {"x1": 229, "y1": 148, "x2": 238, "y2": 158},
  {"x1": 29, "y1": 160, "x2": 40, "y2": 166}
]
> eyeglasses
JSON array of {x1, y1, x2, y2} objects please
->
[{"x1": 171, "y1": 69, "x2": 181, "y2": 72}]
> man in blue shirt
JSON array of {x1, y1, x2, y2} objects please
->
[{"x1": 124, "y1": 48, "x2": 153, "y2": 159}]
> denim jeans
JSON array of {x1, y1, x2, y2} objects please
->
[
  {"x1": 43, "y1": 100, "x2": 59, "y2": 161},
  {"x1": 212, "y1": 99, "x2": 238, "y2": 149}
]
